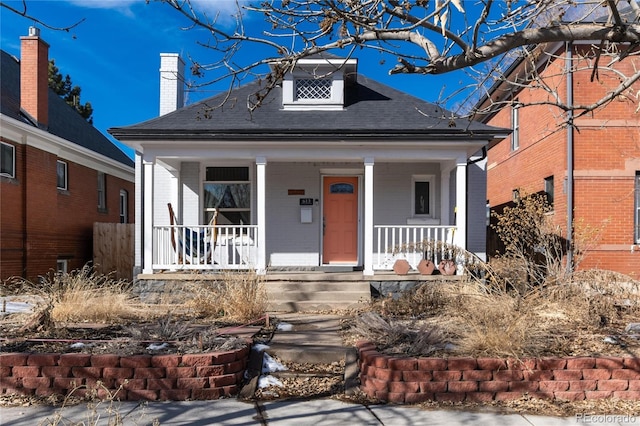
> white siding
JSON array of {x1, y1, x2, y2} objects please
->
[
  {"x1": 153, "y1": 166, "x2": 177, "y2": 226},
  {"x1": 373, "y1": 163, "x2": 441, "y2": 225},
  {"x1": 266, "y1": 162, "x2": 323, "y2": 266},
  {"x1": 180, "y1": 162, "x2": 200, "y2": 225},
  {"x1": 466, "y1": 158, "x2": 488, "y2": 260}
]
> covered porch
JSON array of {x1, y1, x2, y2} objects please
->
[{"x1": 136, "y1": 151, "x2": 480, "y2": 277}]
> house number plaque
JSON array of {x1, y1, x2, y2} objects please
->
[{"x1": 299, "y1": 198, "x2": 314, "y2": 206}]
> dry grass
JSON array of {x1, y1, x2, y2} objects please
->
[
  {"x1": 186, "y1": 270, "x2": 268, "y2": 322},
  {"x1": 19, "y1": 265, "x2": 140, "y2": 324},
  {"x1": 357, "y1": 270, "x2": 640, "y2": 358}
]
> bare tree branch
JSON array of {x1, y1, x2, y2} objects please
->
[{"x1": 0, "y1": 1, "x2": 85, "y2": 32}]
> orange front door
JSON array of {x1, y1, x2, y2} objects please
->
[{"x1": 322, "y1": 176, "x2": 358, "y2": 264}]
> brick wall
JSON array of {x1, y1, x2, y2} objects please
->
[
  {"x1": 486, "y1": 44, "x2": 640, "y2": 275},
  {"x1": 1, "y1": 141, "x2": 135, "y2": 282},
  {"x1": 357, "y1": 341, "x2": 640, "y2": 404},
  {"x1": 0, "y1": 347, "x2": 249, "y2": 401}
]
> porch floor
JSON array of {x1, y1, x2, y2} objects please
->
[{"x1": 136, "y1": 270, "x2": 465, "y2": 282}]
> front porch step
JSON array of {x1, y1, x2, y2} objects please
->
[{"x1": 266, "y1": 281, "x2": 371, "y2": 312}]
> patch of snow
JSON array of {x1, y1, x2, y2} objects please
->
[
  {"x1": 276, "y1": 322, "x2": 293, "y2": 331},
  {"x1": 603, "y1": 336, "x2": 619, "y2": 345},
  {"x1": 262, "y1": 353, "x2": 288, "y2": 373},
  {"x1": 258, "y1": 375, "x2": 283, "y2": 389},
  {"x1": 252, "y1": 343, "x2": 270, "y2": 352},
  {"x1": 147, "y1": 342, "x2": 169, "y2": 351},
  {"x1": 69, "y1": 342, "x2": 90, "y2": 349},
  {"x1": 0, "y1": 300, "x2": 34, "y2": 315}
]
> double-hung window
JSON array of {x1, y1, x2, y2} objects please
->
[
  {"x1": 203, "y1": 167, "x2": 251, "y2": 225},
  {"x1": 57, "y1": 160, "x2": 68, "y2": 190},
  {"x1": 544, "y1": 175, "x2": 554, "y2": 209},
  {"x1": 97, "y1": 172, "x2": 106, "y2": 211},
  {"x1": 120, "y1": 190, "x2": 128, "y2": 223},
  {"x1": 0, "y1": 142, "x2": 15, "y2": 178},
  {"x1": 511, "y1": 102, "x2": 520, "y2": 151}
]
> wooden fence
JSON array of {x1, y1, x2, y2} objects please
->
[{"x1": 93, "y1": 223, "x2": 134, "y2": 282}]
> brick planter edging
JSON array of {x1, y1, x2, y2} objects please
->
[
  {"x1": 0, "y1": 346, "x2": 249, "y2": 401},
  {"x1": 356, "y1": 341, "x2": 640, "y2": 404}
]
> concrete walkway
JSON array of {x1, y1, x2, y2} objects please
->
[{"x1": 1, "y1": 398, "x2": 594, "y2": 425}]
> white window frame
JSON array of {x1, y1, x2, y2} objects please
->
[
  {"x1": 1, "y1": 142, "x2": 15, "y2": 178},
  {"x1": 57, "y1": 160, "x2": 68, "y2": 190},
  {"x1": 56, "y1": 259, "x2": 68, "y2": 274},
  {"x1": 120, "y1": 189, "x2": 128, "y2": 223},
  {"x1": 203, "y1": 166, "x2": 252, "y2": 226},
  {"x1": 411, "y1": 175, "x2": 435, "y2": 219},
  {"x1": 98, "y1": 172, "x2": 106, "y2": 211},
  {"x1": 511, "y1": 103, "x2": 520, "y2": 151}
]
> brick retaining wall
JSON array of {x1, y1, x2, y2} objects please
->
[
  {"x1": 356, "y1": 341, "x2": 640, "y2": 404},
  {"x1": 0, "y1": 347, "x2": 249, "y2": 401}
]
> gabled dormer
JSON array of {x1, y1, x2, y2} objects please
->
[{"x1": 280, "y1": 56, "x2": 358, "y2": 111}]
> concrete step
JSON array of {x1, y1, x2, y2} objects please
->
[
  {"x1": 266, "y1": 281, "x2": 371, "y2": 292},
  {"x1": 268, "y1": 300, "x2": 367, "y2": 312},
  {"x1": 266, "y1": 280, "x2": 371, "y2": 312}
]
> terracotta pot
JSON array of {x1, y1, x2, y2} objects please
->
[
  {"x1": 417, "y1": 259, "x2": 435, "y2": 275},
  {"x1": 393, "y1": 259, "x2": 411, "y2": 275}
]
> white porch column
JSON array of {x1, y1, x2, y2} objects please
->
[
  {"x1": 363, "y1": 158, "x2": 374, "y2": 276},
  {"x1": 256, "y1": 157, "x2": 267, "y2": 275},
  {"x1": 134, "y1": 152, "x2": 143, "y2": 276},
  {"x1": 142, "y1": 158, "x2": 155, "y2": 274},
  {"x1": 440, "y1": 168, "x2": 451, "y2": 226},
  {"x1": 454, "y1": 159, "x2": 467, "y2": 250}
]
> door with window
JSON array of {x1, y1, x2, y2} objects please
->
[{"x1": 322, "y1": 176, "x2": 359, "y2": 264}]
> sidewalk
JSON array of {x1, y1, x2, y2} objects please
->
[{"x1": 1, "y1": 397, "x2": 588, "y2": 425}]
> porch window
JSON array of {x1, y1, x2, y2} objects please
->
[
  {"x1": 412, "y1": 175, "x2": 435, "y2": 217},
  {"x1": 204, "y1": 167, "x2": 251, "y2": 225},
  {"x1": 57, "y1": 160, "x2": 68, "y2": 190},
  {"x1": 1, "y1": 142, "x2": 15, "y2": 178}
]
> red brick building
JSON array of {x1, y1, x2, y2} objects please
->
[
  {"x1": 478, "y1": 41, "x2": 640, "y2": 276},
  {"x1": 0, "y1": 28, "x2": 135, "y2": 283}
]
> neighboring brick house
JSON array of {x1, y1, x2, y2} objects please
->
[
  {"x1": 0, "y1": 27, "x2": 135, "y2": 283},
  {"x1": 477, "y1": 41, "x2": 640, "y2": 275}
]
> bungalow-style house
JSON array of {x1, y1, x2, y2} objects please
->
[
  {"x1": 476, "y1": 38, "x2": 640, "y2": 274},
  {"x1": 109, "y1": 53, "x2": 508, "y2": 279},
  {"x1": 0, "y1": 28, "x2": 135, "y2": 283}
]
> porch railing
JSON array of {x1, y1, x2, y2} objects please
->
[
  {"x1": 152, "y1": 224, "x2": 454, "y2": 272},
  {"x1": 373, "y1": 225, "x2": 456, "y2": 270},
  {"x1": 153, "y1": 225, "x2": 258, "y2": 270}
]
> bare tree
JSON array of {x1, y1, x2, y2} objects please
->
[{"x1": 151, "y1": 0, "x2": 639, "y2": 116}]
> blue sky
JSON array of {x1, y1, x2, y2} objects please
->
[{"x1": 1, "y1": 0, "x2": 473, "y2": 159}]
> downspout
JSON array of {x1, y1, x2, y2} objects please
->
[{"x1": 566, "y1": 42, "x2": 574, "y2": 273}]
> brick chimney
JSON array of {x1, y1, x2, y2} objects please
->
[
  {"x1": 159, "y1": 53, "x2": 185, "y2": 116},
  {"x1": 20, "y1": 27, "x2": 49, "y2": 127}
]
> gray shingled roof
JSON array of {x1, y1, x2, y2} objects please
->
[
  {"x1": 0, "y1": 50, "x2": 134, "y2": 168},
  {"x1": 109, "y1": 73, "x2": 507, "y2": 141}
]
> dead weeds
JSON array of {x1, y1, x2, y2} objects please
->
[{"x1": 345, "y1": 270, "x2": 640, "y2": 359}]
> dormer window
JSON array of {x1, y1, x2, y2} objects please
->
[
  {"x1": 296, "y1": 78, "x2": 332, "y2": 100},
  {"x1": 278, "y1": 56, "x2": 357, "y2": 111}
]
